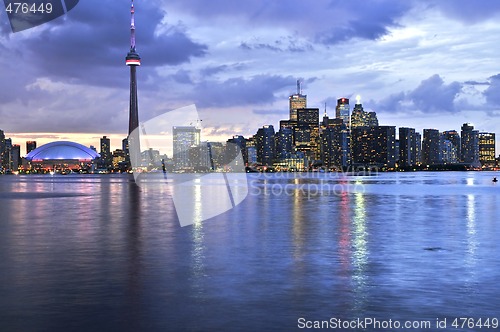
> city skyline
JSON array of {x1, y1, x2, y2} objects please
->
[
  {"x1": 1, "y1": 102, "x2": 493, "y2": 173},
  {"x1": 0, "y1": 97, "x2": 497, "y2": 160},
  {"x1": 2, "y1": 1, "x2": 500, "y2": 154}
]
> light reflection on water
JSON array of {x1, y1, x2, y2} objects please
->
[
  {"x1": 467, "y1": 194, "x2": 477, "y2": 258},
  {"x1": 352, "y1": 192, "x2": 368, "y2": 312},
  {"x1": 191, "y1": 181, "x2": 207, "y2": 295},
  {"x1": 0, "y1": 172, "x2": 499, "y2": 331}
]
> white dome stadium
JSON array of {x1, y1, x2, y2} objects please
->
[{"x1": 25, "y1": 141, "x2": 100, "y2": 161}]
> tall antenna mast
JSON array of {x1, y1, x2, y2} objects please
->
[
  {"x1": 130, "y1": 0, "x2": 136, "y2": 51},
  {"x1": 296, "y1": 79, "x2": 300, "y2": 95}
]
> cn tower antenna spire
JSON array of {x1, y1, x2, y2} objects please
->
[{"x1": 130, "y1": 0, "x2": 136, "y2": 51}]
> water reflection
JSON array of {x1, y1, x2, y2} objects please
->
[
  {"x1": 465, "y1": 194, "x2": 477, "y2": 271},
  {"x1": 338, "y1": 192, "x2": 351, "y2": 276},
  {"x1": 190, "y1": 182, "x2": 206, "y2": 297},
  {"x1": 459, "y1": 193, "x2": 479, "y2": 311},
  {"x1": 125, "y1": 181, "x2": 143, "y2": 329},
  {"x1": 466, "y1": 177, "x2": 474, "y2": 186},
  {"x1": 192, "y1": 178, "x2": 203, "y2": 224},
  {"x1": 352, "y1": 192, "x2": 368, "y2": 311},
  {"x1": 292, "y1": 179, "x2": 304, "y2": 261},
  {"x1": 1, "y1": 172, "x2": 500, "y2": 330}
]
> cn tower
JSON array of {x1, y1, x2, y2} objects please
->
[
  {"x1": 126, "y1": 0, "x2": 140, "y2": 133},
  {"x1": 126, "y1": 0, "x2": 141, "y2": 168}
]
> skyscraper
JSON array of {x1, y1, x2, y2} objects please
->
[
  {"x1": 335, "y1": 98, "x2": 350, "y2": 128},
  {"x1": 395, "y1": 140, "x2": 400, "y2": 163},
  {"x1": 478, "y1": 132, "x2": 495, "y2": 167},
  {"x1": 415, "y1": 132, "x2": 422, "y2": 164},
  {"x1": 26, "y1": 141, "x2": 37, "y2": 155},
  {"x1": 122, "y1": 138, "x2": 129, "y2": 162},
  {"x1": 0, "y1": 130, "x2": 5, "y2": 171},
  {"x1": 460, "y1": 123, "x2": 479, "y2": 165},
  {"x1": 440, "y1": 138, "x2": 458, "y2": 164},
  {"x1": 320, "y1": 107, "x2": 336, "y2": 129},
  {"x1": 126, "y1": 0, "x2": 141, "y2": 168},
  {"x1": 245, "y1": 138, "x2": 258, "y2": 165},
  {"x1": 112, "y1": 149, "x2": 126, "y2": 168},
  {"x1": 289, "y1": 80, "x2": 307, "y2": 121},
  {"x1": 321, "y1": 118, "x2": 349, "y2": 169},
  {"x1": 11, "y1": 144, "x2": 21, "y2": 171},
  {"x1": 3, "y1": 138, "x2": 12, "y2": 171},
  {"x1": 295, "y1": 108, "x2": 320, "y2": 160},
  {"x1": 399, "y1": 127, "x2": 417, "y2": 167},
  {"x1": 422, "y1": 129, "x2": 441, "y2": 165},
  {"x1": 173, "y1": 126, "x2": 201, "y2": 169},
  {"x1": 208, "y1": 142, "x2": 225, "y2": 169},
  {"x1": 198, "y1": 142, "x2": 213, "y2": 170},
  {"x1": 351, "y1": 102, "x2": 378, "y2": 128},
  {"x1": 443, "y1": 130, "x2": 460, "y2": 160},
  {"x1": 351, "y1": 126, "x2": 396, "y2": 167},
  {"x1": 275, "y1": 127, "x2": 294, "y2": 160},
  {"x1": 255, "y1": 125, "x2": 275, "y2": 166},
  {"x1": 100, "y1": 136, "x2": 111, "y2": 168},
  {"x1": 321, "y1": 110, "x2": 350, "y2": 167},
  {"x1": 227, "y1": 135, "x2": 247, "y2": 165}
]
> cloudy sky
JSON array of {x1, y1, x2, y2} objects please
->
[{"x1": 2, "y1": 0, "x2": 500, "y2": 154}]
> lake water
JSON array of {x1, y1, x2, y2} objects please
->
[{"x1": 0, "y1": 172, "x2": 499, "y2": 331}]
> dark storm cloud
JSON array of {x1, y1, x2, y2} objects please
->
[
  {"x1": 368, "y1": 92, "x2": 407, "y2": 113},
  {"x1": 192, "y1": 75, "x2": 295, "y2": 108},
  {"x1": 13, "y1": 0, "x2": 206, "y2": 86},
  {"x1": 409, "y1": 74, "x2": 462, "y2": 113},
  {"x1": 483, "y1": 74, "x2": 500, "y2": 106},
  {"x1": 371, "y1": 75, "x2": 462, "y2": 113},
  {"x1": 317, "y1": 1, "x2": 411, "y2": 44},
  {"x1": 167, "y1": 0, "x2": 412, "y2": 45},
  {"x1": 141, "y1": 29, "x2": 207, "y2": 66}
]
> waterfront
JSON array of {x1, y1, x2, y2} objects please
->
[{"x1": 0, "y1": 172, "x2": 499, "y2": 331}]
